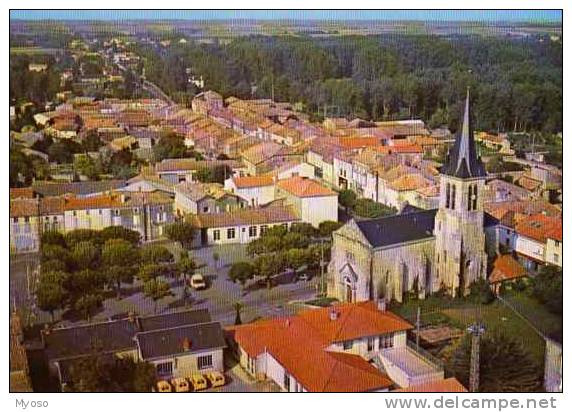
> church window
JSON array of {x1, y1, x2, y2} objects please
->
[
  {"x1": 472, "y1": 185, "x2": 478, "y2": 210},
  {"x1": 444, "y1": 251, "x2": 447, "y2": 262},
  {"x1": 467, "y1": 185, "x2": 473, "y2": 211},
  {"x1": 451, "y1": 185, "x2": 456, "y2": 209},
  {"x1": 445, "y1": 183, "x2": 451, "y2": 208}
]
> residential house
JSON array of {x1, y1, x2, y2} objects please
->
[
  {"x1": 227, "y1": 301, "x2": 446, "y2": 392},
  {"x1": 241, "y1": 142, "x2": 302, "y2": 176},
  {"x1": 189, "y1": 205, "x2": 300, "y2": 247},
  {"x1": 488, "y1": 254, "x2": 528, "y2": 294},
  {"x1": 224, "y1": 175, "x2": 276, "y2": 207},
  {"x1": 155, "y1": 158, "x2": 245, "y2": 184},
  {"x1": 275, "y1": 176, "x2": 338, "y2": 227},
  {"x1": 41, "y1": 309, "x2": 225, "y2": 388},
  {"x1": 174, "y1": 182, "x2": 245, "y2": 216}
]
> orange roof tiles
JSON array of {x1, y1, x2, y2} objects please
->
[
  {"x1": 232, "y1": 175, "x2": 274, "y2": 189},
  {"x1": 10, "y1": 199, "x2": 39, "y2": 218},
  {"x1": 189, "y1": 205, "x2": 299, "y2": 229},
  {"x1": 10, "y1": 187, "x2": 35, "y2": 199},
  {"x1": 336, "y1": 136, "x2": 381, "y2": 149},
  {"x1": 393, "y1": 378, "x2": 467, "y2": 392},
  {"x1": 64, "y1": 194, "x2": 123, "y2": 211},
  {"x1": 276, "y1": 176, "x2": 336, "y2": 198},
  {"x1": 514, "y1": 213, "x2": 562, "y2": 243},
  {"x1": 489, "y1": 254, "x2": 528, "y2": 284},
  {"x1": 374, "y1": 144, "x2": 423, "y2": 155},
  {"x1": 230, "y1": 302, "x2": 410, "y2": 392},
  {"x1": 389, "y1": 174, "x2": 431, "y2": 192}
]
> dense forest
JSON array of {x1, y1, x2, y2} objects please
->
[{"x1": 134, "y1": 34, "x2": 562, "y2": 133}]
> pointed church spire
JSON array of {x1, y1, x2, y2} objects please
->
[{"x1": 440, "y1": 87, "x2": 486, "y2": 179}]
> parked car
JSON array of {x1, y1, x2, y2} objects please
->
[
  {"x1": 189, "y1": 273, "x2": 207, "y2": 290},
  {"x1": 190, "y1": 374, "x2": 208, "y2": 391},
  {"x1": 205, "y1": 371, "x2": 225, "y2": 388},
  {"x1": 157, "y1": 380, "x2": 172, "y2": 392},
  {"x1": 171, "y1": 377, "x2": 190, "y2": 392},
  {"x1": 297, "y1": 273, "x2": 311, "y2": 282}
]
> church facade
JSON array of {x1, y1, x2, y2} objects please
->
[{"x1": 327, "y1": 89, "x2": 492, "y2": 303}]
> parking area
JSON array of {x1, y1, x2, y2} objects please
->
[{"x1": 11, "y1": 243, "x2": 323, "y2": 330}]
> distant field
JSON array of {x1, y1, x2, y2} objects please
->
[{"x1": 10, "y1": 47, "x2": 62, "y2": 55}]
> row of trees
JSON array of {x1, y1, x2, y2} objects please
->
[
  {"x1": 134, "y1": 34, "x2": 561, "y2": 133},
  {"x1": 36, "y1": 224, "x2": 198, "y2": 321},
  {"x1": 338, "y1": 189, "x2": 398, "y2": 218},
  {"x1": 228, "y1": 222, "x2": 341, "y2": 291}
]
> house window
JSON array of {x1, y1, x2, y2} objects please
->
[
  {"x1": 24, "y1": 217, "x2": 30, "y2": 223},
  {"x1": 227, "y1": 228, "x2": 236, "y2": 239},
  {"x1": 249, "y1": 226, "x2": 257, "y2": 237},
  {"x1": 554, "y1": 240, "x2": 560, "y2": 247},
  {"x1": 345, "y1": 251, "x2": 355, "y2": 262},
  {"x1": 213, "y1": 230, "x2": 220, "y2": 241},
  {"x1": 99, "y1": 209, "x2": 102, "y2": 215},
  {"x1": 315, "y1": 167, "x2": 323, "y2": 178},
  {"x1": 260, "y1": 225, "x2": 268, "y2": 234},
  {"x1": 134, "y1": 208, "x2": 139, "y2": 213},
  {"x1": 451, "y1": 185, "x2": 456, "y2": 209},
  {"x1": 197, "y1": 355, "x2": 213, "y2": 370},
  {"x1": 86, "y1": 210, "x2": 90, "y2": 215},
  {"x1": 115, "y1": 209, "x2": 120, "y2": 216},
  {"x1": 445, "y1": 183, "x2": 450, "y2": 208},
  {"x1": 342, "y1": 340, "x2": 353, "y2": 350},
  {"x1": 472, "y1": 185, "x2": 478, "y2": 210},
  {"x1": 283, "y1": 372, "x2": 290, "y2": 391},
  {"x1": 203, "y1": 206, "x2": 209, "y2": 213},
  {"x1": 367, "y1": 337, "x2": 375, "y2": 352},
  {"x1": 156, "y1": 361, "x2": 173, "y2": 377},
  {"x1": 12, "y1": 217, "x2": 18, "y2": 223},
  {"x1": 554, "y1": 254, "x2": 559, "y2": 262},
  {"x1": 380, "y1": 334, "x2": 394, "y2": 349}
]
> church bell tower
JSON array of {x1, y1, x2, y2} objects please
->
[{"x1": 433, "y1": 88, "x2": 488, "y2": 296}]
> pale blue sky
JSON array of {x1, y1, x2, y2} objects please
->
[{"x1": 10, "y1": 10, "x2": 562, "y2": 23}]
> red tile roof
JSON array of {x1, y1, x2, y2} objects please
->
[
  {"x1": 232, "y1": 175, "x2": 274, "y2": 189},
  {"x1": 393, "y1": 378, "x2": 467, "y2": 392},
  {"x1": 10, "y1": 187, "x2": 35, "y2": 199},
  {"x1": 489, "y1": 254, "x2": 528, "y2": 284},
  {"x1": 64, "y1": 194, "x2": 124, "y2": 211},
  {"x1": 374, "y1": 144, "x2": 423, "y2": 155},
  {"x1": 189, "y1": 205, "x2": 299, "y2": 229},
  {"x1": 515, "y1": 213, "x2": 562, "y2": 243},
  {"x1": 229, "y1": 302, "x2": 412, "y2": 392},
  {"x1": 276, "y1": 176, "x2": 336, "y2": 198}
]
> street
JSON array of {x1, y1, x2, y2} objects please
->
[{"x1": 10, "y1": 243, "x2": 322, "y2": 329}]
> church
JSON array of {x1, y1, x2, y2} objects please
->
[{"x1": 327, "y1": 89, "x2": 494, "y2": 303}]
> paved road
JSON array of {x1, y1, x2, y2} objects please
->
[{"x1": 10, "y1": 243, "x2": 322, "y2": 329}]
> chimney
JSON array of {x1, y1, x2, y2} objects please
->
[
  {"x1": 329, "y1": 309, "x2": 339, "y2": 321},
  {"x1": 182, "y1": 337, "x2": 191, "y2": 351},
  {"x1": 377, "y1": 298, "x2": 387, "y2": 312},
  {"x1": 285, "y1": 319, "x2": 291, "y2": 328}
]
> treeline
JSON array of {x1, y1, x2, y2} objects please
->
[{"x1": 134, "y1": 33, "x2": 561, "y2": 133}]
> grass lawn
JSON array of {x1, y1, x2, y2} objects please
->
[{"x1": 392, "y1": 295, "x2": 552, "y2": 365}]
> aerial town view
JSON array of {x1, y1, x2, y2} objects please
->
[{"x1": 8, "y1": 9, "x2": 562, "y2": 396}]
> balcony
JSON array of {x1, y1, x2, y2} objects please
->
[{"x1": 374, "y1": 341, "x2": 444, "y2": 389}]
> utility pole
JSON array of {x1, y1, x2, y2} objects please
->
[
  {"x1": 320, "y1": 239, "x2": 325, "y2": 296},
  {"x1": 415, "y1": 306, "x2": 421, "y2": 350},
  {"x1": 467, "y1": 322, "x2": 486, "y2": 393}
]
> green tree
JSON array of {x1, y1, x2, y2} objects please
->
[
  {"x1": 74, "y1": 293, "x2": 103, "y2": 321},
  {"x1": 532, "y1": 265, "x2": 562, "y2": 315},
  {"x1": 447, "y1": 333, "x2": 543, "y2": 392},
  {"x1": 164, "y1": 221, "x2": 196, "y2": 248},
  {"x1": 140, "y1": 244, "x2": 173, "y2": 265},
  {"x1": 36, "y1": 271, "x2": 68, "y2": 322},
  {"x1": 229, "y1": 262, "x2": 255, "y2": 291},
  {"x1": 152, "y1": 133, "x2": 187, "y2": 161},
  {"x1": 468, "y1": 278, "x2": 495, "y2": 305},
  {"x1": 71, "y1": 241, "x2": 100, "y2": 271},
  {"x1": 101, "y1": 239, "x2": 139, "y2": 298},
  {"x1": 338, "y1": 189, "x2": 357, "y2": 213},
  {"x1": 99, "y1": 226, "x2": 141, "y2": 245},
  {"x1": 318, "y1": 221, "x2": 343, "y2": 237},
  {"x1": 143, "y1": 279, "x2": 172, "y2": 314},
  {"x1": 40, "y1": 231, "x2": 66, "y2": 247}
]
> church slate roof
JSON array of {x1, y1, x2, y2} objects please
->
[
  {"x1": 440, "y1": 89, "x2": 487, "y2": 179},
  {"x1": 355, "y1": 209, "x2": 437, "y2": 248}
]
